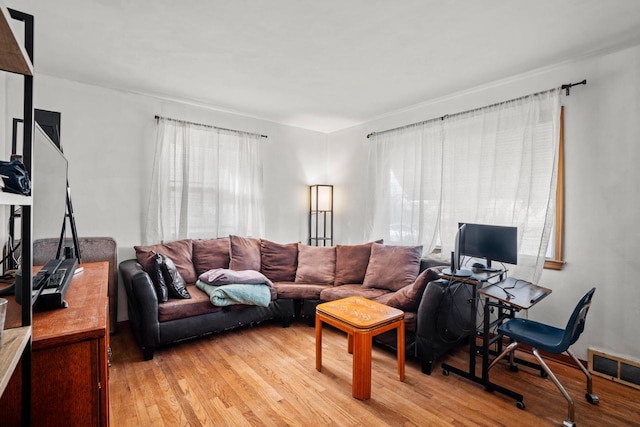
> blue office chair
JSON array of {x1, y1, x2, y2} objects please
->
[{"x1": 488, "y1": 287, "x2": 598, "y2": 427}]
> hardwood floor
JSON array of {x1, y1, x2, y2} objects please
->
[{"x1": 109, "y1": 321, "x2": 640, "y2": 426}]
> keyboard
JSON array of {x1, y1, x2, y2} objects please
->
[
  {"x1": 32, "y1": 258, "x2": 63, "y2": 290},
  {"x1": 38, "y1": 258, "x2": 78, "y2": 309},
  {"x1": 46, "y1": 269, "x2": 68, "y2": 289},
  {"x1": 33, "y1": 273, "x2": 48, "y2": 290}
]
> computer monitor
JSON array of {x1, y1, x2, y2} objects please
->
[
  {"x1": 459, "y1": 223, "x2": 518, "y2": 269},
  {"x1": 443, "y1": 224, "x2": 473, "y2": 277}
]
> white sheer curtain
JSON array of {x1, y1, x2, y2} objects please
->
[
  {"x1": 144, "y1": 118, "x2": 264, "y2": 244},
  {"x1": 366, "y1": 121, "x2": 443, "y2": 253},
  {"x1": 367, "y1": 89, "x2": 561, "y2": 282}
]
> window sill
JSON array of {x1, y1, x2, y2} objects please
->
[{"x1": 544, "y1": 259, "x2": 565, "y2": 270}]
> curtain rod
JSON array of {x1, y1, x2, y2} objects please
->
[
  {"x1": 154, "y1": 115, "x2": 268, "y2": 139},
  {"x1": 366, "y1": 79, "x2": 586, "y2": 139}
]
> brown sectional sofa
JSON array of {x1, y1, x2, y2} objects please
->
[{"x1": 119, "y1": 235, "x2": 475, "y2": 374}]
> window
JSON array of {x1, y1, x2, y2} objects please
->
[
  {"x1": 144, "y1": 118, "x2": 264, "y2": 244},
  {"x1": 367, "y1": 89, "x2": 561, "y2": 283}
]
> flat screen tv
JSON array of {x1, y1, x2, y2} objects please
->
[
  {"x1": 14, "y1": 123, "x2": 69, "y2": 304},
  {"x1": 32, "y1": 122, "x2": 69, "y2": 245},
  {"x1": 459, "y1": 223, "x2": 518, "y2": 269}
]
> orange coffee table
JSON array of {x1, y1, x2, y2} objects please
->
[{"x1": 315, "y1": 296, "x2": 405, "y2": 400}]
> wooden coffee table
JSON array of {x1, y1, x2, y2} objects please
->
[{"x1": 315, "y1": 296, "x2": 405, "y2": 400}]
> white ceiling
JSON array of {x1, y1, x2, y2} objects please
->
[{"x1": 9, "y1": 0, "x2": 640, "y2": 133}]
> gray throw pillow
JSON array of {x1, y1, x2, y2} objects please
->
[
  {"x1": 150, "y1": 251, "x2": 169, "y2": 303},
  {"x1": 159, "y1": 253, "x2": 191, "y2": 299}
]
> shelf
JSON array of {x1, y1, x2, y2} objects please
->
[
  {"x1": 0, "y1": 3, "x2": 33, "y2": 420},
  {"x1": 0, "y1": 4, "x2": 33, "y2": 76},
  {"x1": 0, "y1": 192, "x2": 31, "y2": 206},
  {"x1": 0, "y1": 326, "x2": 31, "y2": 398}
]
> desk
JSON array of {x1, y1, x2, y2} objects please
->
[
  {"x1": 439, "y1": 270, "x2": 504, "y2": 387},
  {"x1": 0, "y1": 262, "x2": 110, "y2": 426},
  {"x1": 316, "y1": 296, "x2": 405, "y2": 400},
  {"x1": 441, "y1": 273, "x2": 551, "y2": 407}
]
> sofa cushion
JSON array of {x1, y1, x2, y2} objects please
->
[
  {"x1": 135, "y1": 239, "x2": 197, "y2": 284},
  {"x1": 272, "y1": 282, "x2": 331, "y2": 300},
  {"x1": 149, "y1": 252, "x2": 169, "y2": 303},
  {"x1": 159, "y1": 253, "x2": 191, "y2": 299},
  {"x1": 385, "y1": 267, "x2": 443, "y2": 312},
  {"x1": 158, "y1": 285, "x2": 222, "y2": 322},
  {"x1": 319, "y1": 284, "x2": 391, "y2": 302},
  {"x1": 192, "y1": 237, "x2": 230, "y2": 275},
  {"x1": 362, "y1": 243, "x2": 422, "y2": 292},
  {"x1": 229, "y1": 235, "x2": 261, "y2": 271},
  {"x1": 334, "y1": 240, "x2": 382, "y2": 286},
  {"x1": 295, "y1": 244, "x2": 336, "y2": 284},
  {"x1": 260, "y1": 240, "x2": 298, "y2": 282}
]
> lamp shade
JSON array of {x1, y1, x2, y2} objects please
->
[{"x1": 311, "y1": 185, "x2": 333, "y2": 211}]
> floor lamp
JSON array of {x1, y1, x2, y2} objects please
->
[{"x1": 309, "y1": 185, "x2": 333, "y2": 246}]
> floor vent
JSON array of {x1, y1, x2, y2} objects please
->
[{"x1": 589, "y1": 348, "x2": 640, "y2": 390}]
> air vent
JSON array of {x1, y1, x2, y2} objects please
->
[{"x1": 589, "y1": 348, "x2": 640, "y2": 390}]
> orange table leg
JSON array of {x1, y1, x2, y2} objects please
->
[
  {"x1": 315, "y1": 314, "x2": 322, "y2": 371},
  {"x1": 397, "y1": 319, "x2": 405, "y2": 381},
  {"x1": 352, "y1": 330, "x2": 373, "y2": 400}
]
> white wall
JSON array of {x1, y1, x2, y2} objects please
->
[
  {"x1": 27, "y1": 75, "x2": 327, "y2": 321},
  {"x1": 5, "y1": 43, "x2": 639, "y2": 362},
  {"x1": 328, "y1": 44, "x2": 640, "y2": 361}
]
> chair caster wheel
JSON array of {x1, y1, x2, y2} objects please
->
[
  {"x1": 586, "y1": 393, "x2": 599, "y2": 404},
  {"x1": 442, "y1": 369, "x2": 450, "y2": 376},
  {"x1": 562, "y1": 420, "x2": 576, "y2": 427},
  {"x1": 515, "y1": 400, "x2": 525, "y2": 410},
  {"x1": 509, "y1": 365, "x2": 519, "y2": 372},
  {"x1": 540, "y1": 370, "x2": 548, "y2": 378}
]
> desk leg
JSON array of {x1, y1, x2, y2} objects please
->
[
  {"x1": 315, "y1": 315, "x2": 322, "y2": 371},
  {"x1": 441, "y1": 281, "x2": 477, "y2": 379},
  {"x1": 482, "y1": 296, "x2": 491, "y2": 383},
  {"x1": 397, "y1": 319, "x2": 405, "y2": 381},
  {"x1": 352, "y1": 331, "x2": 372, "y2": 400}
]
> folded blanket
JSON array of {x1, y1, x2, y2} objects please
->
[
  {"x1": 196, "y1": 280, "x2": 272, "y2": 307},
  {"x1": 199, "y1": 268, "x2": 274, "y2": 287}
]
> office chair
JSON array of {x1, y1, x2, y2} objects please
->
[{"x1": 488, "y1": 287, "x2": 598, "y2": 427}]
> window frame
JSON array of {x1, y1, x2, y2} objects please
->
[{"x1": 544, "y1": 106, "x2": 565, "y2": 270}]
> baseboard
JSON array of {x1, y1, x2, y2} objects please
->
[
  {"x1": 589, "y1": 348, "x2": 640, "y2": 390},
  {"x1": 116, "y1": 319, "x2": 131, "y2": 331}
]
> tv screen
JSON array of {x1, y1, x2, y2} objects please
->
[
  {"x1": 32, "y1": 122, "x2": 68, "y2": 246},
  {"x1": 459, "y1": 223, "x2": 517, "y2": 267}
]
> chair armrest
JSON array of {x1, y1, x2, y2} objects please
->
[
  {"x1": 416, "y1": 279, "x2": 447, "y2": 340},
  {"x1": 119, "y1": 259, "x2": 160, "y2": 349},
  {"x1": 415, "y1": 279, "x2": 474, "y2": 368}
]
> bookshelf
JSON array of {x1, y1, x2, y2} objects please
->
[{"x1": 0, "y1": 2, "x2": 34, "y2": 425}]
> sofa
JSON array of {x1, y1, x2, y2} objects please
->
[{"x1": 119, "y1": 235, "x2": 475, "y2": 374}]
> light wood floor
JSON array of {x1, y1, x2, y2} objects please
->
[{"x1": 109, "y1": 321, "x2": 640, "y2": 426}]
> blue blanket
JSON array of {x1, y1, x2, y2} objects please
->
[{"x1": 196, "y1": 280, "x2": 272, "y2": 307}]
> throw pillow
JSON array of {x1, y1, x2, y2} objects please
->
[
  {"x1": 260, "y1": 239, "x2": 298, "y2": 282},
  {"x1": 159, "y1": 253, "x2": 191, "y2": 299},
  {"x1": 334, "y1": 240, "x2": 383, "y2": 285},
  {"x1": 362, "y1": 243, "x2": 422, "y2": 292},
  {"x1": 149, "y1": 252, "x2": 169, "y2": 303},
  {"x1": 386, "y1": 267, "x2": 442, "y2": 311},
  {"x1": 135, "y1": 239, "x2": 196, "y2": 284},
  {"x1": 295, "y1": 244, "x2": 336, "y2": 284},
  {"x1": 192, "y1": 237, "x2": 230, "y2": 275},
  {"x1": 229, "y1": 235, "x2": 262, "y2": 271}
]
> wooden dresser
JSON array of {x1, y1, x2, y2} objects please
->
[{"x1": 0, "y1": 261, "x2": 110, "y2": 426}]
